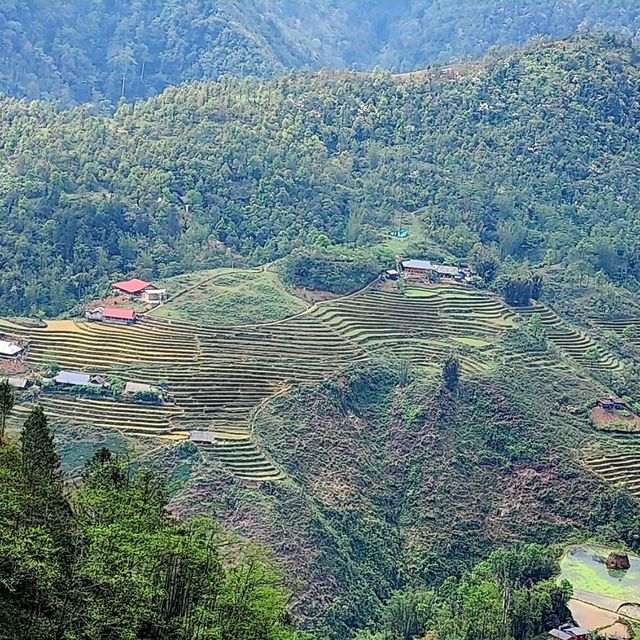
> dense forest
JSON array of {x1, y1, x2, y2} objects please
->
[
  {"x1": 0, "y1": 404, "x2": 299, "y2": 640},
  {"x1": 1, "y1": 35, "x2": 640, "y2": 315},
  {"x1": 1, "y1": 1, "x2": 640, "y2": 103}
]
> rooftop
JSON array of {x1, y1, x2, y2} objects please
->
[
  {"x1": 55, "y1": 371, "x2": 92, "y2": 386},
  {"x1": 434, "y1": 264, "x2": 461, "y2": 275},
  {"x1": 402, "y1": 259, "x2": 433, "y2": 271},
  {"x1": 6, "y1": 377, "x2": 28, "y2": 389},
  {"x1": 103, "y1": 307, "x2": 137, "y2": 321},
  {"x1": 0, "y1": 340, "x2": 23, "y2": 357},
  {"x1": 549, "y1": 627, "x2": 590, "y2": 640},
  {"x1": 124, "y1": 382, "x2": 154, "y2": 395},
  {"x1": 112, "y1": 278, "x2": 151, "y2": 294},
  {"x1": 190, "y1": 430, "x2": 216, "y2": 444}
]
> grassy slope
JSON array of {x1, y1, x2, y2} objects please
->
[{"x1": 151, "y1": 267, "x2": 309, "y2": 326}]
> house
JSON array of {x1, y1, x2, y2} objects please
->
[
  {"x1": 124, "y1": 382, "x2": 157, "y2": 396},
  {"x1": 6, "y1": 377, "x2": 28, "y2": 390},
  {"x1": 434, "y1": 264, "x2": 465, "y2": 280},
  {"x1": 401, "y1": 259, "x2": 433, "y2": 277},
  {"x1": 102, "y1": 308, "x2": 137, "y2": 325},
  {"x1": 384, "y1": 269, "x2": 400, "y2": 280},
  {"x1": 548, "y1": 626, "x2": 589, "y2": 640},
  {"x1": 55, "y1": 371, "x2": 106, "y2": 388},
  {"x1": 598, "y1": 396, "x2": 627, "y2": 412},
  {"x1": 401, "y1": 259, "x2": 467, "y2": 281},
  {"x1": 0, "y1": 340, "x2": 23, "y2": 360},
  {"x1": 112, "y1": 278, "x2": 153, "y2": 297},
  {"x1": 141, "y1": 288, "x2": 167, "y2": 305},
  {"x1": 190, "y1": 430, "x2": 216, "y2": 445},
  {"x1": 85, "y1": 307, "x2": 137, "y2": 325}
]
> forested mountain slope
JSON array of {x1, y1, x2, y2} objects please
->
[
  {"x1": 1, "y1": 36, "x2": 639, "y2": 316},
  {"x1": 1, "y1": 0, "x2": 640, "y2": 103}
]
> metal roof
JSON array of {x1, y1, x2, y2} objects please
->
[
  {"x1": 190, "y1": 430, "x2": 216, "y2": 444},
  {"x1": 401, "y1": 259, "x2": 433, "y2": 270},
  {"x1": 549, "y1": 627, "x2": 589, "y2": 640},
  {"x1": 55, "y1": 371, "x2": 92, "y2": 386},
  {"x1": 112, "y1": 278, "x2": 151, "y2": 294},
  {"x1": 0, "y1": 340, "x2": 22, "y2": 356},
  {"x1": 103, "y1": 307, "x2": 136, "y2": 320},
  {"x1": 6, "y1": 377, "x2": 28, "y2": 389},
  {"x1": 434, "y1": 264, "x2": 461, "y2": 275}
]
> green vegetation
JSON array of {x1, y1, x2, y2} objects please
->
[
  {"x1": 0, "y1": 379, "x2": 15, "y2": 443},
  {"x1": 2, "y1": 36, "x2": 640, "y2": 315},
  {"x1": 280, "y1": 248, "x2": 384, "y2": 295},
  {"x1": 360, "y1": 544, "x2": 573, "y2": 640},
  {"x1": 0, "y1": 407, "x2": 299, "y2": 640},
  {"x1": 2, "y1": 2, "x2": 640, "y2": 103},
  {"x1": 246, "y1": 350, "x2": 640, "y2": 637},
  {"x1": 153, "y1": 268, "x2": 308, "y2": 326}
]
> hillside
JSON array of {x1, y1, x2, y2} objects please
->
[
  {"x1": 3, "y1": 269, "x2": 640, "y2": 636},
  {"x1": 1, "y1": 36, "x2": 640, "y2": 316},
  {"x1": 1, "y1": 2, "x2": 640, "y2": 103}
]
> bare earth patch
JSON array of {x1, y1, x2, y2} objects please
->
[{"x1": 591, "y1": 406, "x2": 640, "y2": 432}]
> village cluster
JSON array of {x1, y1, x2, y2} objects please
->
[
  {"x1": 386, "y1": 259, "x2": 474, "y2": 282},
  {"x1": 0, "y1": 278, "x2": 168, "y2": 399},
  {"x1": 85, "y1": 278, "x2": 167, "y2": 325}
]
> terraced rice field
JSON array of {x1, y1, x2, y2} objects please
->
[
  {"x1": 2, "y1": 283, "x2": 616, "y2": 482},
  {"x1": 584, "y1": 453, "x2": 640, "y2": 498},
  {"x1": 595, "y1": 318, "x2": 640, "y2": 345},
  {"x1": 514, "y1": 304, "x2": 622, "y2": 372},
  {"x1": 312, "y1": 286, "x2": 516, "y2": 373}
]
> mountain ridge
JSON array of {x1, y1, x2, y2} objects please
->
[{"x1": 2, "y1": 1, "x2": 640, "y2": 103}]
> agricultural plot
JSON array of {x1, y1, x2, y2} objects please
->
[
  {"x1": 151, "y1": 267, "x2": 308, "y2": 326},
  {"x1": 312, "y1": 286, "x2": 516, "y2": 373},
  {"x1": 584, "y1": 452, "x2": 640, "y2": 498},
  {"x1": 594, "y1": 318, "x2": 640, "y2": 348},
  {"x1": 2, "y1": 281, "x2": 626, "y2": 483},
  {"x1": 513, "y1": 304, "x2": 622, "y2": 372}
]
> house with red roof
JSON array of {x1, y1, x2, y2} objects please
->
[
  {"x1": 111, "y1": 278, "x2": 167, "y2": 304},
  {"x1": 85, "y1": 307, "x2": 138, "y2": 325},
  {"x1": 112, "y1": 278, "x2": 153, "y2": 296}
]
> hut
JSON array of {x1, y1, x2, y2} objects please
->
[
  {"x1": 55, "y1": 371, "x2": 106, "y2": 388},
  {"x1": 598, "y1": 396, "x2": 627, "y2": 412},
  {"x1": 548, "y1": 627, "x2": 589, "y2": 640},
  {"x1": 0, "y1": 340, "x2": 23, "y2": 360},
  {"x1": 189, "y1": 430, "x2": 216, "y2": 445}
]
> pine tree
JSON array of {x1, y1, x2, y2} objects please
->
[
  {"x1": 0, "y1": 378, "x2": 15, "y2": 443},
  {"x1": 20, "y1": 406, "x2": 69, "y2": 534}
]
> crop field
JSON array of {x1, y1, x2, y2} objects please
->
[
  {"x1": 513, "y1": 304, "x2": 623, "y2": 372},
  {"x1": 312, "y1": 286, "x2": 516, "y2": 373},
  {"x1": 0, "y1": 280, "x2": 632, "y2": 483},
  {"x1": 594, "y1": 318, "x2": 640, "y2": 348},
  {"x1": 584, "y1": 449, "x2": 640, "y2": 498}
]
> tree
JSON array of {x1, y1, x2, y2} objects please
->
[
  {"x1": 20, "y1": 406, "x2": 69, "y2": 532},
  {"x1": 584, "y1": 346, "x2": 601, "y2": 364},
  {"x1": 442, "y1": 357, "x2": 460, "y2": 392},
  {"x1": 471, "y1": 244, "x2": 500, "y2": 284},
  {"x1": 526, "y1": 314, "x2": 546, "y2": 341},
  {"x1": 622, "y1": 324, "x2": 637, "y2": 342},
  {"x1": 0, "y1": 379, "x2": 15, "y2": 443}
]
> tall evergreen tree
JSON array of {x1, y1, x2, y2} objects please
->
[{"x1": 0, "y1": 379, "x2": 15, "y2": 443}]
